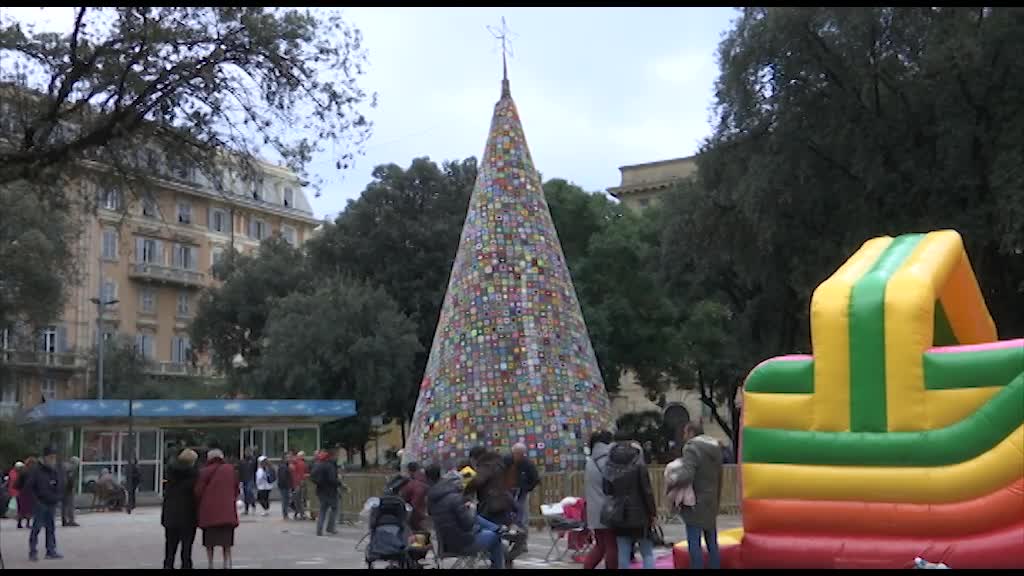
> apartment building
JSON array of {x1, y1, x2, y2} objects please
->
[{"x1": 0, "y1": 151, "x2": 320, "y2": 418}]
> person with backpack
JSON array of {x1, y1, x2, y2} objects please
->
[
  {"x1": 602, "y1": 432, "x2": 657, "y2": 569},
  {"x1": 583, "y1": 430, "x2": 617, "y2": 569},
  {"x1": 255, "y1": 456, "x2": 275, "y2": 516},
  {"x1": 276, "y1": 453, "x2": 293, "y2": 520},
  {"x1": 237, "y1": 449, "x2": 258, "y2": 516}
]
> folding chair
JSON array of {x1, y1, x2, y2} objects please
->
[
  {"x1": 432, "y1": 529, "x2": 488, "y2": 569},
  {"x1": 544, "y1": 498, "x2": 594, "y2": 563}
]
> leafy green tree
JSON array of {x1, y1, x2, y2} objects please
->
[
  {"x1": 306, "y1": 157, "x2": 476, "y2": 434},
  {"x1": 657, "y1": 7, "x2": 1024, "y2": 446},
  {"x1": 256, "y1": 278, "x2": 421, "y2": 466},
  {"x1": 190, "y1": 237, "x2": 312, "y2": 394},
  {"x1": 543, "y1": 178, "x2": 619, "y2": 268},
  {"x1": 0, "y1": 6, "x2": 374, "y2": 191},
  {"x1": 0, "y1": 184, "x2": 76, "y2": 337},
  {"x1": 97, "y1": 335, "x2": 156, "y2": 400},
  {"x1": 698, "y1": 7, "x2": 1024, "y2": 341},
  {"x1": 571, "y1": 208, "x2": 676, "y2": 396}
]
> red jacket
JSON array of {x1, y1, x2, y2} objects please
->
[
  {"x1": 399, "y1": 471, "x2": 430, "y2": 531},
  {"x1": 7, "y1": 469, "x2": 19, "y2": 498},
  {"x1": 194, "y1": 458, "x2": 239, "y2": 529},
  {"x1": 290, "y1": 458, "x2": 308, "y2": 486}
]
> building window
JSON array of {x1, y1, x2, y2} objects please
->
[
  {"x1": 145, "y1": 149, "x2": 160, "y2": 172},
  {"x1": 281, "y1": 225, "x2": 297, "y2": 246},
  {"x1": 176, "y1": 291, "x2": 190, "y2": 317},
  {"x1": 169, "y1": 155, "x2": 193, "y2": 182},
  {"x1": 211, "y1": 246, "x2": 225, "y2": 269},
  {"x1": 101, "y1": 279, "x2": 117, "y2": 305},
  {"x1": 135, "y1": 237, "x2": 163, "y2": 264},
  {"x1": 177, "y1": 201, "x2": 192, "y2": 224},
  {"x1": 100, "y1": 187, "x2": 122, "y2": 211},
  {"x1": 171, "y1": 335, "x2": 191, "y2": 364},
  {"x1": 249, "y1": 218, "x2": 268, "y2": 241},
  {"x1": 210, "y1": 208, "x2": 229, "y2": 234},
  {"x1": 134, "y1": 332, "x2": 156, "y2": 360},
  {"x1": 101, "y1": 228, "x2": 119, "y2": 260},
  {"x1": 172, "y1": 244, "x2": 197, "y2": 270},
  {"x1": 283, "y1": 187, "x2": 294, "y2": 208},
  {"x1": 251, "y1": 180, "x2": 263, "y2": 201},
  {"x1": 41, "y1": 377, "x2": 57, "y2": 401},
  {"x1": 40, "y1": 326, "x2": 59, "y2": 353},
  {"x1": 0, "y1": 327, "x2": 9, "y2": 350},
  {"x1": 139, "y1": 287, "x2": 156, "y2": 314},
  {"x1": 142, "y1": 195, "x2": 159, "y2": 218}
]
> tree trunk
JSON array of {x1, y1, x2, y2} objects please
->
[
  {"x1": 399, "y1": 417, "x2": 406, "y2": 447},
  {"x1": 358, "y1": 444, "x2": 367, "y2": 469},
  {"x1": 697, "y1": 369, "x2": 736, "y2": 445}
]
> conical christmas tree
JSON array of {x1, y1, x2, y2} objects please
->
[{"x1": 403, "y1": 73, "x2": 613, "y2": 472}]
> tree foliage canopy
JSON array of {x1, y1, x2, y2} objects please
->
[{"x1": 0, "y1": 6, "x2": 374, "y2": 191}]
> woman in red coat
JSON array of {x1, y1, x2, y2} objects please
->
[{"x1": 194, "y1": 449, "x2": 239, "y2": 569}]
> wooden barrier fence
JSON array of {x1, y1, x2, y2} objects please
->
[{"x1": 336, "y1": 464, "x2": 741, "y2": 527}]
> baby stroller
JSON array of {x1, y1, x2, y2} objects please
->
[{"x1": 364, "y1": 494, "x2": 425, "y2": 569}]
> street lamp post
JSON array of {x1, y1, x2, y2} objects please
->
[{"x1": 90, "y1": 257, "x2": 119, "y2": 400}]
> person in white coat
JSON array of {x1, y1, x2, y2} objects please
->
[
  {"x1": 255, "y1": 456, "x2": 275, "y2": 516},
  {"x1": 582, "y1": 430, "x2": 617, "y2": 569}
]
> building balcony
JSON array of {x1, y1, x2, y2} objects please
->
[
  {"x1": 0, "y1": 403, "x2": 18, "y2": 420},
  {"x1": 145, "y1": 362, "x2": 218, "y2": 378},
  {"x1": 0, "y1": 350, "x2": 84, "y2": 370},
  {"x1": 128, "y1": 262, "x2": 205, "y2": 289}
]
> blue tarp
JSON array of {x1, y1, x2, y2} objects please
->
[{"x1": 18, "y1": 399, "x2": 356, "y2": 426}]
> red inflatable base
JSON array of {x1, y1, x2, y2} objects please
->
[
  {"x1": 681, "y1": 524, "x2": 1024, "y2": 569},
  {"x1": 672, "y1": 544, "x2": 743, "y2": 569}
]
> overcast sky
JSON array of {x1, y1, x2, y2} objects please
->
[{"x1": 4, "y1": 7, "x2": 737, "y2": 219}]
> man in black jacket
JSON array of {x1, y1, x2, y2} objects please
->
[
  {"x1": 277, "y1": 454, "x2": 293, "y2": 520},
  {"x1": 311, "y1": 450, "x2": 340, "y2": 536},
  {"x1": 28, "y1": 446, "x2": 63, "y2": 561},
  {"x1": 238, "y1": 449, "x2": 257, "y2": 516},
  {"x1": 425, "y1": 465, "x2": 505, "y2": 569}
]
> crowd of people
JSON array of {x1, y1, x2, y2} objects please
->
[
  {"x1": 160, "y1": 445, "x2": 347, "y2": 569},
  {"x1": 582, "y1": 421, "x2": 724, "y2": 570},
  {"x1": 1, "y1": 424, "x2": 724, "y2": 570},
  {"x1": 1, "y1": 446, "x2": 73, "y2": 561},
  {"x1": 371, "y1": 442, "x2": 539, "y2": 569}
]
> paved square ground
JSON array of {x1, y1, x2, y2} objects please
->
[{"x1": 1, "y1": 508, "x2": 742, "y2": 569}]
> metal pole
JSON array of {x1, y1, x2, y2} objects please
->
[
  {"x1": 97, "y1": 256, "x2": 105, "y2": 400},
  {"x1": 127, "y1": 375, "x2": 135, "y2": 513}
]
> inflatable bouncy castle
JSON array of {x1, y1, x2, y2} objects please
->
[{"x1": 674, "y1": 230, "x2": 1023, "y2": 569}]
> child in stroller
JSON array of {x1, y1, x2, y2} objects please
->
[{"x1": 364, "y1": 486, "x2": 430, "y2": 569}]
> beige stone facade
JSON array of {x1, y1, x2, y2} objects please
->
[
  {"x1": 607, "y1": 155, "x2": 698, "y2": 211},
  {"x1": 1, "y1": 156, "x2": 319, "y2": 417}
]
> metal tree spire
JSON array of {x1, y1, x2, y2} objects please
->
[{"x1": 487, "y1": 17, "x2": 517, "y2": 97}]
